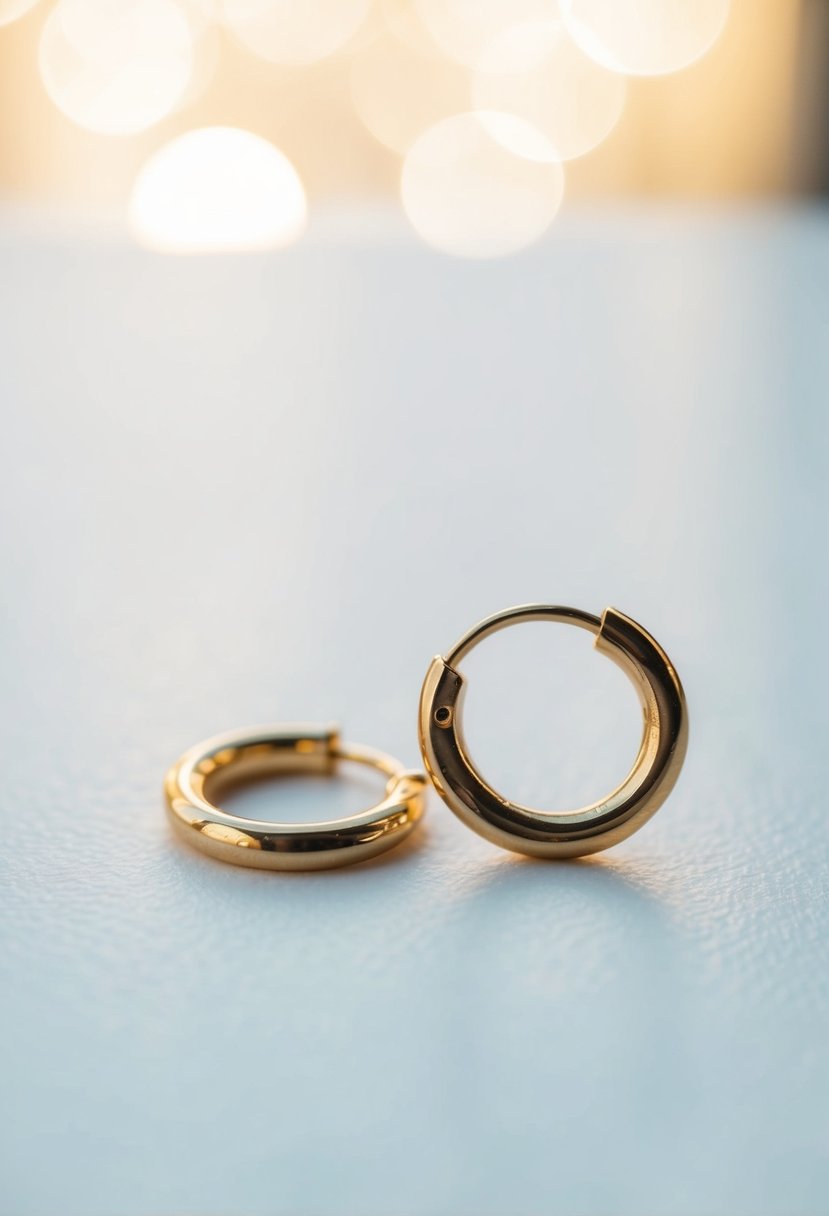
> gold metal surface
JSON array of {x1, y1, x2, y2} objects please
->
[
  {"x1": 165, "y1": 724, "x2": 427, "y2": 870},
  {"x1": 418, "y1": 605, "x2": 688, "y2": 859}
]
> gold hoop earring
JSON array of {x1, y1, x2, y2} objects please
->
[
  {"x1": 165, "y1": 724, "x2": 427, "y2": 870},
  {"x1": 418, "y1": 605, "x2": 688, "y2": 859}
]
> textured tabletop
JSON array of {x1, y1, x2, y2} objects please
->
[{"x1": 1, "y1": 205, "x2": 827, "y2": 1216}]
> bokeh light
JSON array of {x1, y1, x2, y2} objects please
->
[
  {"x1": 559, "y1": 0, "x2": 731, "y2": 77},
  {"x1": 39, "y1": 0, "x2": 193, "y2": 135},
  {"x1": 378, "y1": 0, "x2": 441, "y2": 56},
  {"x1": 400, "y1": 111, "x2": 564, "y2": 258},
  {"x1": 350, "y1": 31, "x2": 470, "y2": 155},
  {"x1": 474, "y1": 20, "x2": 626, "y2": 162},
  {"x1": 414, "y1": 0, "x2": 559, "y2": 69},
  {"x1": 18, "y1": 0, "x2": 743, "y2": 261},
  {"x1": 0, "y1": 0, "x2": 39, "y2": 27},
  {"x1": 128, "y1": 127, "x2": 307, "y2": 253},
  {"x1": 221, "y1": 0, "x2": 371, "y2": 66},
  {"x1": 176, "y1": 0, "x2": 221, "y2": 110},
  {"x1": 180, "y1": 0, "x2": 217, "y2": 35}
]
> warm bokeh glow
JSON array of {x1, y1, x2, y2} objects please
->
[
  {"x1": 474, "y1": 19, "x2": 626, "y2": 162},
  {"x1": 0, "y1": 0, "x2": 39, "y2": 26},
  {"x1": 350, "y1": 31, "x2": 469, "y2": 155},
  {"x1": 180, "y1": 0, "x2": 217, "y2": 36},
  {"x1": 559, "y1": 0, "x2": 731, "y2": 77},
  {"x1": 414, "y1": 0, "x2": 558, "y2": 69},
  {"x1": 0, "y1": 0, "x2": 798, "y2": 259},
  {"x1": 128, "y1": 127, "x2": 307, "y2": 253},
  {"x1": 176, "y1": 0, "x2": 220, "y2": 109},
  {"x1": 400, "y1": 111, "x2": 564, "y2": 257},
  {"x1": 221, "y1": 0, "x2": 371, "y2": 65},
  {"x1": 378, "y1": 0, "x2": 440, "y2": 56},
  {"x1": 38, "y1": 0, "x2": 193, "y2": 135}
]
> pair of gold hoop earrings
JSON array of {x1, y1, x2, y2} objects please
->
[{"x1": 165, "y1": 604, "x2": 688, "y2": 870}]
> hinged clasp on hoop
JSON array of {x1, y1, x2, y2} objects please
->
[{"x1": 419, "y1": 603, "x2": 687, "y2": 860}]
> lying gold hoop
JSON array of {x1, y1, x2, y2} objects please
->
[
  {"x1": 418, "y1": 605, "x2": 688, "y2": 859},
  {"x1": 165, "y1": 724, "x2": 427, "y2": 870}
]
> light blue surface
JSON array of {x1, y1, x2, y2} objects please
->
[{"x1": 0, "y1": 205, "x2": 827, "y2": 1216}]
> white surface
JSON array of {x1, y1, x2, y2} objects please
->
[{"x1": 0, "y1": 205, "x2": 827, "y2": 1216}]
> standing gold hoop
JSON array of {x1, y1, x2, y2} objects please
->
[
  {"x1": 418, "y1": 605, "x2": 688, "y2": 859},
  {"x1": 165, "y1": 724, "x2": 427, "y2": 870}
]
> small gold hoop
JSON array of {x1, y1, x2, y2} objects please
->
[
  {"x1": 418, "y1": 605, "x2": 688, "y2": 859},
  {"x1": 164, "y1": 724, "x2": 427, "y2": 870}
]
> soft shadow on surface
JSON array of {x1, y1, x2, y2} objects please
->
[
  {"x1": 441, "y1": 846, "x2": 685, "y2": 1036},
  {"x1": 458, "y1": 848, "x2": 680, "y2": 906},
  {"x1": 445, "y1": 847, "x2": 686, "y2": 995}
]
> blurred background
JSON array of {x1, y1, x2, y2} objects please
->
[
  {"x1": 2, "y1": 6, "x2": 829, "y2": 1216},
  {"x1": 0, "y1": 0, "x2": 825, "y2": 257}
]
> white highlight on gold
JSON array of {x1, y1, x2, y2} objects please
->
[
  {"x1": 0, "y1": 0, "x2": 39, "y2": 27},
  {"x1": 221, "y1": 0, "x2": 371, "y2": 65},
  {"x1": 474, "y1": 20, "x2": 626, "y2": 162},
  {"x1": 414, "y1": 0, "x2": 558, "y2": 68},
  {"x1": 128, "y1": 127, "x2": 307, "y2": 254},
  {"x1": 350, "y1": 31, "x2": 470, "y2": 155},
  {"x1": 38, "y1": 0, "x2": 193, "y2": 135},
  {"x1": 400, "y1": 111, "x2": 564, "y2": 258},
  {"x1": 559, "y1": 0, "x2": 731, "y2": 77}
]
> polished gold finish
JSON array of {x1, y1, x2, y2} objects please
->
[
  {"x1": 419, "y1": 605, "x2": 688, "y2": 859},
  {"x1": 165, "y1": 724, "x2": 427, "y2": 870}
]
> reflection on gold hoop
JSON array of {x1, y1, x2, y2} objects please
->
[
  {"x1": 165, "y1": 724, "x2": 427, "y2": 871},
  {"x1": 419, "y1": 605, "x2": 688, "y2": 859}
]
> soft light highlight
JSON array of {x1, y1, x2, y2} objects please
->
[
  {"x1": 0, "y1": 0, "x2": 39, "y2": 27},
  {"x1": 559, "y1": 0, "x2": 731, "y2": 77},
  {"x1": 474, "y1": 20, "x2": 626, "y2": 162},
  {"x1": 414, "y1": 0, "x2": 559, "y2": 69},
  {"x1": 350, "y1": 31, "x2": 470, "y2": 155},
  {"x1": 221, "y1": 0, "x2": 371, "y2": 65},
  {"x1": 38, "y1": 0, "x2": 193, "y2": 135},
  {"x1": 128, "y1": 127, "x2": 307, "y2": 254},
  {"x1": 400, "y1": 111, "x2": 564, "y2": 258}
]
